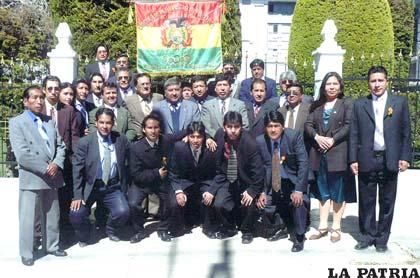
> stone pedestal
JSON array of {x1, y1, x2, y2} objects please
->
[
  {"x1": 47, "y1": 22, "x2": 78, "y2": 83},
  {"x1": 312, "y1": 20, "x2": 346, "y2": 100}
]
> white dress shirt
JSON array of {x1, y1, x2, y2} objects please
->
[
  {"x1": 372, "y1": 91, "x2": 388, "y2": 151},
  {"x1": 96, "y1": 132, "x2": 118, "y2": 180}
]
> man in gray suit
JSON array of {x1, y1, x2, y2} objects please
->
[
  {"x1": 9, "y1": 85, "x2": 67, "y2": 266},
  {"x1": 153, "y1": 77, "x2": 200, "y2": 137},
  {"x1": 201, "y1": 74, "x2": 249, "y2": 138},
  {"x1": 124, "y1": 73, "x2": 164, "y2": 139}
]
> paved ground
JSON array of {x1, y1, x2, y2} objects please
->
[{"x1": 0, "y1": 170, "x2": 419, "y2": 277}]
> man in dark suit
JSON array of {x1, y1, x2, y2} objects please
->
[
  {"x1": 42, "y1": 75, "x2": 80, "y2": 244},
  {"x1": 128, "y1": 113, "x2": 185, "y2": 243},
  {"x1": 245, "y1": 79, "x2": 278, "y2": 138},
  {"x1": 85, "y1": 43, "x2": 116, "y2": 82},
  {"x1": 124, "y1": 73, "x2": 164, "y2": 139},
  {"x1": 168, "y1": 122, "x2": 221, "y2": 238},
  {"x1": 74, "y1": 79, "x2": 97, "y2": 137},
  {"x1": 9, "y1": 85, "x2": 67, "y2": 266},
  {"x1": 190, "y1": 75, "x2": 214, "y2": 111},
  {"x1": 208, "y1": 61, "x2": 240, "y2": 98},
  {"x1": 70, "y1": 108, "x2": 130, "y2": 247},
  {"x1": 108, "y1": 53, "x2": 135, "y2": 88},
  {"x1": 256, "y1": 111, "x2": 309, "y2": 252},
  {"x1": 239, "y1": 59, "x2": 277, "y2": 103},
  {"x1": 349, "y1": 66, "x2": 412, "y2": 252},
  {"x1": 213, "y1": 111, "x2": 264, "y2": 244}
]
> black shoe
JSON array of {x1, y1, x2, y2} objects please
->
[
  {"x1": 108, "y1": 235, "x2": 121, "y2": 242},
  {"x1": 203, "y1": 230, "x2": 217, "y2": 239},
  {"x1": 215, "y1": 229, "x2": 237, "y2": 239},
  {"x1": 242, "y1": 234, "x2": 253, "y2": 244},
  {"x1": 78, "y1": 241, "x2": 88, "y2": 248},
  {"x1": 21, "y1": 257, "x2": 34, "y2": 266},
  {"x1": 267, "y1": 229, "x2": 288, "y2": 242},
  {"x1": 375, "y1": 245, "x2": 388, "y2": 253},
  {"x1": 291, "y1": 240, "x2": 304, "y2": 252},
  {"x1": 130, "y1": 232, "x2": 147, "y2": 244},
  {"x1": 354, "y1": 241, "x2": 372, "y2": 250},
  {"x1": 158, "y1": 231, "x2": 172, "y2": 242},
  {"x1": 33, "y1": 238, "x2": 41, "y2": 251},
  {"x1": 48, "y1": 250, "x2": 67, "y2": 257}
]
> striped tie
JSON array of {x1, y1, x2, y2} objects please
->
[
  {"x1": 35, "y1": 116, "x2": 52, "y2": 155},
  {"x1": 271, "y1": 142, "x2": 281, "y2": 192},
  {"x1": 226, "y1": 144, "x2": 238, "y2": 183}
]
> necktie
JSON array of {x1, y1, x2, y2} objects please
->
[
  {"x1": 254, "y1": 105, "x2": 261, "y2": 118},
  {"x1": 100, "y1": 62, "x2": 108, "y2": 81},
  {"x1": 80, "y1": 105, "x2": 88, "y2": 126},
  {"x1": 221, "y1": 100, "x2": 226, "y2": 115},
  {"x1": 271, "y1": 142, "x2": 281, "y2": 192},
  {"x1": 193, "y1": 150, "x2": 199, "y2": 166},
  {"x1": 36, "y1": 116, "x2": 52, "y2": 155},
  {"x1": 50, "y1": 107, "x2": 57, "y2": 126},
  {"x1": 226, "y1": 144, "x2": 238, "y2": 183},
  {"x1": 102, "y1": 140, "x2": 111, "y2": 185},
  {"x1": 287, "y1": 108, "x2": 294, "y2": 129}
]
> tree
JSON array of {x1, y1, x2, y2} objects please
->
[
  {"x1": 288, "y1": 0, "x2": 394, "y2": 97},
  {"x1": 221, "y1": 0, "x2": 242, "y2": 66}
]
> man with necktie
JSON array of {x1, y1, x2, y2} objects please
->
[
  {"x1": 9, "y1": 85, "x2": 67, "y2": 266},
  {"x1": 256, "y1": 111, "x2": 309, "y2": 252},
  {"x1": 70, "y1": 108, "x2": 130, "y2": 247},
  {"x1": 85, "y1": 44, "x2": 116, "y2": 82}
]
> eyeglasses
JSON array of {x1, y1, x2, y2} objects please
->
[
  {"x1": 138, "y1": 82, "x2": 151, "y2": 86},
  {"x1": 47, "y1": 87, "x2": 60, "y2": 92},
  {"x1": 118, "y1": 76, "x2": 129, "y2": 80},
  {"x1": 281, "y1": 80, "x2": 293, "y2": 85}
]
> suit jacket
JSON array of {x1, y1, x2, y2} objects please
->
[
  {"x1": 72, "y1": 131, "x2": 130, "y2": 201},
  {"x1": 9, "y1": 110, "x2": 66, "y2": 190},
  {"x1": 214, "y1": 128, "x2": 264, "y2": 198},
  {"x1": 84, "y1": 60, "x2": 116, "y2": 81},
  {"x1": 256, "y1": 130, "x2": 309, "y2": 193},
  {"x1": 278, "y1": 102, "x2": 311, "y2": 134},
  {"x1": 239, "y1": 77, "x2": 277, "y2": 103},
  {"x1": 153, "y1": 99, "x2": 200, "y2": 135},
  {"x1": 74, "y1": 101, "x2": 96, "y2": 137},
  {"x1": 124, "y1": 93, "x2": 164, "y2": 137},
  {"x1": 169, "y1": 141, "x2": 220, "y2": 194},
  {"x1": 305, "y1": 97, "x2": 353, "y2": 172},
  {"x1": 349, "y1": 93, "x2": 412, "y2": 172},
  {"x1": 269, "y1": 94, "x2": 313, "y2": 110},
  {"x1": 116, "y1": 85, "x2": 135, "y2": 107},
  {"x1": 88, "y1": 106, "x2": 137, "y2": 142},
  {"x1": 245, "y1": 100, "x2": 278, "y2": 138},
  {"x1": 201, "y1": 97, "x2": 249, "y2": 138}
]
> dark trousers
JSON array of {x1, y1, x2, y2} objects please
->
[
  {"x1": 358, "y1": 153, "x2": 398, "y2": 246},
  {"x1": 128, "y1": 184, "x2": 169, "y2": 233},
  {"x1": 69, "y1": 184, "x2": 130, "y2": 242},
  {"x1": 214, "y1": 181, "x2": 259, "y2": 235},
  {"x1": 168, "y1": 184, "x2": 218, "y2": 233},
  {"x1": 269, "y1": 179, "x2": 308, "y2": 236}
]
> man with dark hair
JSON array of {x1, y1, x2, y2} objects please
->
[
  {"x1": 85, "y1": 43, "x2": 116, "y2": 82},
  {"x1": 201, "y1": 74, "x2": 249, "y2": 139},
  {"x1": 124, "y1": 73, "x2": 164, "y2": 138},
  {"x1": 181, "y1": 80, "x2": 193, "y2": 100},
  {"x1": 70, "y1": 107, "x2": 130, "y2": 247},
  {"x1": 350, "y1": 65, "x2": 412, "y2": 252},
  {"x1": 168, "y1": 121, "x2": 221, "y2": 238},
  {"x1": 256, "y1": 111, "x2": 309, "y2": 252},
  {"x1": 239, "y1": 59, "x2": 277, "y2": 103},
  {"x1": 213, "y1": 111, "x2": 264, "y2": 244},
  {"x1": 9, "y1": 86, "x2": 67, "y2": 266},
  {"x1": 208, "y1": 61, "x2": 240, "y2": 98},
  {"x1": 128, "y1": 113, "x2": 185, "y2": 243},
  {"x1": 190, "y1": 75, "x2": 214, "y2": 111},
  {"x1": 245, "y1": 78, "x2": 278, "y2": 138}
]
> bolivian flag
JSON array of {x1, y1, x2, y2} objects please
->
[{"x1": 135, "y1": 0, "x2": 223, "y2": 76}]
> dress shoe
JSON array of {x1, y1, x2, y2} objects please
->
[
  {"x1": 375, "y1": 245, "x2": 388, "y2": 253},
  {"x1": 215, "y1": 229, "x2": 237, "y2": 239},
  {"x1": 354, "y1": 241, "x2": 372, "y2": 250},
  {"x1": 48, "y1": 250, "x2": 67, "y2": 257},
  {"x1": 308, "y1": 228, "x2": 328, "y2": 240},
  {"x1": 108, "y1": 235, "x2": 121, "y2": 242},
  {"x1": 21, "y1": 257, "x2": 34, "y2": 266},
  {"x1": 267, "y1": 229, "x2": 288, "y2": 242},
  {"x1": 330, "y1": 228, "x2": 341, "y2": 243},
  {"x1": 79, "y1": 241, "x2": 88, "y2": 248},
  {"x1": 203, "y1": 230, "x2": 217, "y2": 239},
  {"x1": 241, "y1": 234, "x2": 253, "y2": 244},
  {"x1": 158, "y1": 231, "x2": 172, "y2": 242},
  {"x1": 130, "y1": 232, "x2": 148, "y2": 244},
  {"x1": 291, "y1": 240, "x2": 305, "y2": 252}
]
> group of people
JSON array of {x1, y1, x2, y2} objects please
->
[{"x1": 9, "y1": 43, "x2": 412, "y2": 266}]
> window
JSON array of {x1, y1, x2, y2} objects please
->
[{"x1": 268, "y1": 2, "x2": 296, "y2": 16}]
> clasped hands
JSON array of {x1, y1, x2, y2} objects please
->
[{"x1": 314, "y1": 134, "x2": 334, "y2": 152}]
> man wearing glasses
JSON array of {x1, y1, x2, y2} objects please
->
[
  {"x1": 115, "y1": 67, "x2": 134, "y2": 106},
  {"x1": 239, "y1": 59, "x2": 277, "y2": 104}
]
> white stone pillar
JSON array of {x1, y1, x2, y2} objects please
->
[
  {"x1": 47, "y1": 22, "x2": 78, "y2": 83},
  {"x1": 312, "y1": 20, "x2": 346, "y2": 100}
]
